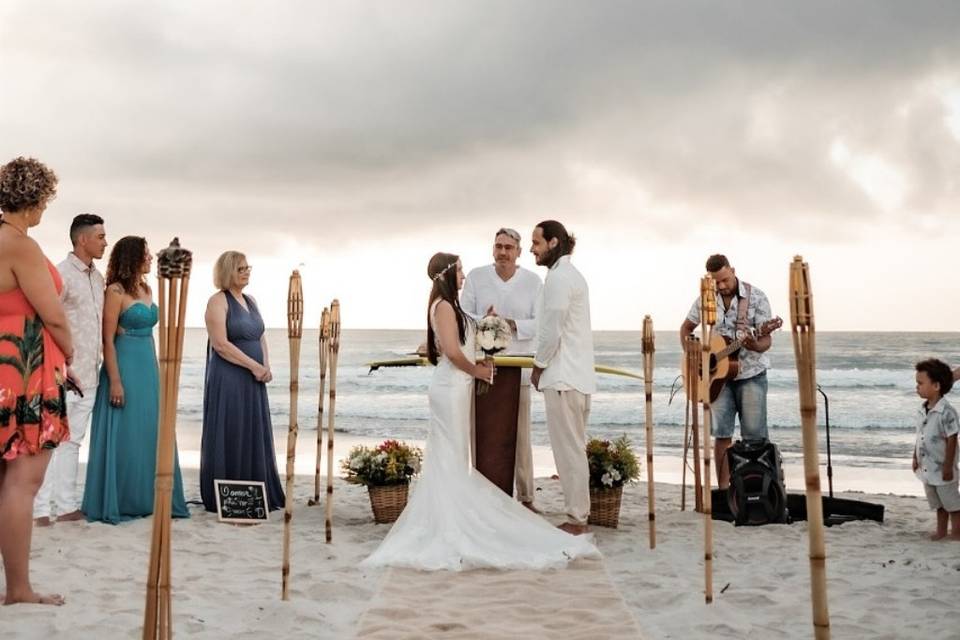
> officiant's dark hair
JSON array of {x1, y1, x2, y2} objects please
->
[
  {"x1": 536, "y1": 220, "x2": 576, "y2": 267},
  {"x1": 426, "y1": 252, "x2": 467, "y2": 366}
]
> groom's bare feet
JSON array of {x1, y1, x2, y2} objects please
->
[
  {"x1": 33, "y1": 516, "x2": 52, "y2": 527},
  {"x1": 522, "y1": 501, "x2": 541, "y2": 514},
  {"x1": 3, "y1": 589, "x2": 65, "y2": 606},
  {"x1": 56, "y1": 510, "x2": 85, "y2": 523},
  {"x1": 558, "y1": 522, "x2": 590, "y2": 535}
]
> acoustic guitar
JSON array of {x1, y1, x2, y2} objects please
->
[{"x1": 691, "y1": 317, "x2": 783, "y2": 403}]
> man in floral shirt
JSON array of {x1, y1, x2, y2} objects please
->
[{"x1": 680, "y1": 254, "x2": 774, "y2": 490}]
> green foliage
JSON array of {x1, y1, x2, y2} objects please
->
[
  {"x1": 341, "y1": 439, "x2": 423, "y2": 487},
  {"x1": 0, "y1": 316, "x2": 46, "y2": 386},
  {"x1": 586, "y1": 435, "x2": 641, "y2": 490}
]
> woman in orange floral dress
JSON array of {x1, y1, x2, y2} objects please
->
[{"x1": 0, "y1": 157, "x2": 73, "y2": 606}]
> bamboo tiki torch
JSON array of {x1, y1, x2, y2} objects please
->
[
  {"x1": 641, "y1": 315, "x2": 656, "y2": 549},
  {"x1": 143, "y1": 238, "x2": 192, "y2": 640},
  {"x1": 325, "y1": 300, "x2": 341, "y2": 544},
  {"x1": 281, "y1": 271, "x2": 304, "y2": 601},
  {"x1": 686, "y1": 335, "x2": 703, "y2": 513},
  {"x1": 789, "y1": 256, "x2": 831, "y2": 640},
  {"x1": 700, "y1": 275, "x2": 717, "y2": 605},
  {"x1": 308, "y1": 308, "x2": 331, "y2": 507}
]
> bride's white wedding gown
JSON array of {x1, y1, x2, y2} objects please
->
[{"x1": 362, "y1": 302, "x2": 599, "y2": 571}]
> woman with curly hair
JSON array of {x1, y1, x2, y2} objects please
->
[
  {"x1": 0, "y1": 156, "x2": 71, "y2": 605},
  {"x1": 81, "y1": 236, "x2": 189, "y2": 523}
]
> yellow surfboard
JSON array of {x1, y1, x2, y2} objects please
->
[{"x1": 367, "y1": 355, "x2": 642, "y2": 380}]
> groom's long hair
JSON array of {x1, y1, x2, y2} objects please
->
[
  {"x1": 536, "y1": 220, "x2": 576, "y2": 268},
  {"x1": 426, "y1": 252, "x2": 467, "y2": 366}
]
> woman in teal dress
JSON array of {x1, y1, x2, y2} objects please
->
[{"x1": 82, "y1": 236, "x2": 189, "y2": 524}]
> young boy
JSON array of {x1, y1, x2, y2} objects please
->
[{"x1": 913, "y1": 358, "x2": 960, "y2": 540}]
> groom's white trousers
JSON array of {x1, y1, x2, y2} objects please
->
[
  {"x1": 35, "y1": 390, "x2": 95, "y2": 518},
  {"x1": 544, "y1": 389, "x2": 591, "y2": 525}
]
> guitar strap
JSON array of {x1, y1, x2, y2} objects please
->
[{"x1": 735, "y1": 281, "x2": 752, "y2": 338}]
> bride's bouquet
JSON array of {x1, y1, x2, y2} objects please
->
[{"x1": 475, "y1": 314, "x2": 511, "y2": 395}]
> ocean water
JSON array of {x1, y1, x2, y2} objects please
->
[{"x1": 175, "y1": 329, "x2": 960, "y2": 470}]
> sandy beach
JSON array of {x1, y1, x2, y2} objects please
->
[{"x1": 3, "y1": 420, "x2": 957, "y2": 639}]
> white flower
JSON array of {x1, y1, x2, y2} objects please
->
[
  {"x1": 611, "y1": 469, "x2": 621, "y2": 482},
  {"x1": 601, "y1": 473, "x2": 613, "y2": 487},
  {"x1": 478, "y1": 333, "x2": 496, "y2": 351},
  {"x1": 475, "y1": 315, "x2": 512, "y2": 355}
]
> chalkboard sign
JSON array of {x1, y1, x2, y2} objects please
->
[{"x1": 214, "y1": 479, "x2": 270, "y2": 524}]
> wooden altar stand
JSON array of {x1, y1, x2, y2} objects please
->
[{"x1": 473, "y1": 365, "x2": 522, "y2": 495}]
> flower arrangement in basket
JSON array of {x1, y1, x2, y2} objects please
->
[
  {"x1": 586, "y1": 435, "x2": 641, "y2": 528},
  {"x1": 475, "y1": 314, "x2": 511, "y2": 394},
  {"x1": 341, "y1": 440, "x2": 422, "y2": 523}
]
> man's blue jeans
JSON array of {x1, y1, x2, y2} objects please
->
[{"x1": 711, "y1": 370, "x2": 768, "y2": 439}]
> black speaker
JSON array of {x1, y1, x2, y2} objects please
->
[{"x1": 726, "y1": 438, "x2": 788, "y2": 526}]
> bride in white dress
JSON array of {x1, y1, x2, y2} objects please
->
[{"x1": 362, "y1": 253, "x2": 598, "y2": 571}]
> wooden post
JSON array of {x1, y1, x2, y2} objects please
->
[
  {"x1": 641, "y1": 315, "x2": 656, "y2": 549},
  {"x1": 789, "y1": 256, "x2": 831, "y2": 640},
  {"x1": 308, "y1": 308, "x2": 331, "y2": 507},
  {"x1": 685, "y1": 336, "x2": 703, "y2": 513},
  {"x1": 325, "y1": 300, "x2": 341, "y2": 544},
  {"x1": 700, "y1": 275, "x2": 717, "y2": 605},
  {"x1": 143, "y1": 238, "x2": 192, "y2": 640},
  {"x1": 281, "y1": 271, "x2": 303, "y2": 601}
]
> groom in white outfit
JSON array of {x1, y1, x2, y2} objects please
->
[
  {"x1": 34, "y1": 214, "x2": 107, "y2": 525},
  {"x1": 461, "y1": 227, "x2": 543, "y2": 511},
  {"x1": 530, "y1": 220, "x2": 596, "y2": 535}
]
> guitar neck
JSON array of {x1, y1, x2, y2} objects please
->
[
  {"x1": 716, "y1": 338, "x2": 744, "y2": 361},
  {"x1": 716, "y1": 322, "x2": 777, "y2": 359}
]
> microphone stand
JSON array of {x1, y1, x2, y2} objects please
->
[{"x1": 816, "y1": 385, "x2": 833, "y2": 499}]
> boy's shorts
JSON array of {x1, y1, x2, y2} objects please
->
[{"x1": 924, "y1": 481, "x2": 960, "y2": 512}]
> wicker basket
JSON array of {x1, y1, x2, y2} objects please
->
[
  {"x1": 589, "y1": 485, "x2": 624, "y2": 528},
  {"x1": 367, "y1": 484, "x2": 410, "y2": 524}
]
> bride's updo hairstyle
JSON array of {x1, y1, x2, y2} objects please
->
[{"x1": 426, "y1": 252, "x2": 467, "y2": 366}]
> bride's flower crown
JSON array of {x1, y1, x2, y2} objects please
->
[{"x1": 432, "y1": 261, "x2": 457, "y2": 282}]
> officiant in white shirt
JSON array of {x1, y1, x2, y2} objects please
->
[{"x1": 461, "y1": 227, "x2": 543, "y2": 511}]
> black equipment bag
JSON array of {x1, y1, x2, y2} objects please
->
[{"x1": 726, "y1": 438, "x2": 788, "y2": 526}]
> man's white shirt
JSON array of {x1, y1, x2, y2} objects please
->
[
  {"x1": 58, "y1": 252, "x2": 105, "y2": 391},
  {"x1": 533, "y1": 256, "x2": 596, "y2": 394},
  {"x1": 461, "y1": 264, "x2": 542, "y2": 356}
]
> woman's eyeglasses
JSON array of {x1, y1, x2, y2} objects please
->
[{"x1": 237, "y1": 265, "x2": 253, "y2": 274}]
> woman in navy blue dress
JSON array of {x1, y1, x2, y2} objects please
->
[{"x1": 199, "y1": 251, "x2": 284, "y2": 512}]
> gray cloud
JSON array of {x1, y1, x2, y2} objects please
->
[{"x1": 2, "y1": 0, "x2": 959, "y2": 253}]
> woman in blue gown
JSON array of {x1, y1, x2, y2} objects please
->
[
  {"x1": 199, "y1": 251, "x2": 284, "y2": 513},
  {"x1": 82, "y1": 236, "x2": 189, "y2": 524}
]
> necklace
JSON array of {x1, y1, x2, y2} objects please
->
[{"x1": 0, "y1": 218, "x2": 28, "y2": 235}]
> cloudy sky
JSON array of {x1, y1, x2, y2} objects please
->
[{"x1": 2, "y1": 1, "x2": 959, "y2": 330}]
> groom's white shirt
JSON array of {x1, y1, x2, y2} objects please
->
[
  {"x1": 533, "y1": 255, "x2": 596, "y2": 394},
  {"x1": 460, "y1": 264, "x2": 542, "y2": 356}
]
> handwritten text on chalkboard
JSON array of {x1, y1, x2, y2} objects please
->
[{"x1": 214, "y1": 479, "x2": 270, "y2": 523}]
